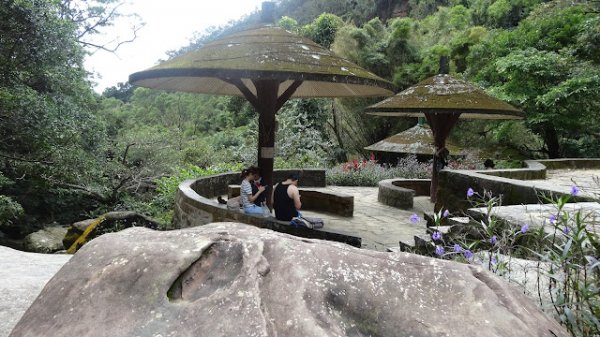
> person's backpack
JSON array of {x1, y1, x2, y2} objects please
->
[
  {"x1": 290, "y1": 216, "x2": 324, "y2": 229},
  {"x1": 226, "y1": 196, "x2": 242, "y2": 211}
]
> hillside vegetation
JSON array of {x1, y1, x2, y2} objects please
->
[{"x1": 1, "y1": 0, "x2": 599, "y2": 231}]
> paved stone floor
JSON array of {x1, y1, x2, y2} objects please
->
[
  {"x1": 299, "y1": 186, "x2": 434, "y2": 251},
  {"x1": 469, "y1": 202, "x2": 600, "y2": 235},
  {"x1": 530, "y1": 169, "x2": 600, "y2": 198}
]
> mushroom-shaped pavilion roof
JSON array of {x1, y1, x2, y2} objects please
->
[
  {"x1": 365, "y1": 74, "x2": 523, "y2": 119},
  {"x1": 130, "y1": 25, "x2": 395, "y2": 98},
  {"x1": 364, "y1": 71, "x2": 523, "y2": 202},
  {"x1": 364, "y1": 123, "x2": 461, "y2": 155}
]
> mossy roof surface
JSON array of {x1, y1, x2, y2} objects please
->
[
  {"x1": 129, "y1": 25, "x2": 395, "y2": 98},
  {"x1": 365, "y1": 74, "x2": 523, "y2": 119},
  {"x1": 364, "y1": 124, "x2": 461, "y2": 155}
]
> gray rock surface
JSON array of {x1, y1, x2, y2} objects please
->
[
  {"x1": 23, "y1": 226, "x2": 68, "y2": 253},
  {"x1": 10, "y1": 223, "x2": 568, "y2": 337},
  {"x1": 0, "y1": 247, "x2": 70, "y2": 337}
]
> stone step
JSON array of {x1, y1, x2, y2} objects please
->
[
  {"x1": 448, "y1": 216, "x2": 470, "y2": 226},
  {"x1": 398, "y1": 239, "x2": 415, "y2": 252},
  {"x1": 386, "y1": 246, "x2": 401, "y2": 253},
  {"x1": 426, "y1": 226, "x2": 453, "y2": 235},
  {"x1": 414, "y1": 234, "x2": 434, "y2": 251}
]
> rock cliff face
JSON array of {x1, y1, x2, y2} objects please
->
[{"x1": 10, "y1": 223, "x2": 568, "y2": 337}]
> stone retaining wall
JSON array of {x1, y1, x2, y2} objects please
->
[
  {"x1": 437, "y1": 159, "x2": 597, "y2": 212},
  {"x1": 377, "y1": 179, "x2": 431, "y2": 210},
  {"x1": 479, "y1": 160, "x2": 546, "y2": 180},
  {"x1": 191, "y1": 169, "x2": 326, "y2": 199},
  {"x1": 391, "y1": 179, "x2": 431, "y2": 196},
  {"x1": 228, "y1": 185, "x2": 354, "y2": 217},
  {"x1": 174, "y1": 170, "x2": 361, "y2": 247},
  {"x1": 378, "y1": 179, "x2": 414, "y2": 209}
]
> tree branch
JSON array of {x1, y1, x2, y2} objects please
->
[
  {"x1": 51, "y1": 181, "x2": 110, "y2": 203},
  {"x1": 76, "y1": 3, "x2": 124, "y2": 39},
  {"x1": 80, "y1": 25, "x2": 141, "y2": 53},
  {"x1": 0, "y1": 153, "x2": 54, "y2": 165},
  {"x1": 121, "y1": 142, "x2": 136, "y2": 164}
]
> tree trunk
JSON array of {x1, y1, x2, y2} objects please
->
[{"x1": 543, "y1": 124, "x2": 560, "y2": 159}]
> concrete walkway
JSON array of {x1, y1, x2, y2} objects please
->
[
  {"x1": 531, "y1": 169, "x2": 600, "y2": 198},
  {"x1": 300, "y1": 186, "x2": 434, "y2": 251}
]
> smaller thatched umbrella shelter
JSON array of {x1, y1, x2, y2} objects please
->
[
  {"x1": 364, "y1": 120, "x2": 461, "y2": 163},
  {"x1": 365, "y1": 59, "x2": 523, "y2": 202},
  {"x1": 129, "y1": 3, "x2": 395, "y2": 202}
]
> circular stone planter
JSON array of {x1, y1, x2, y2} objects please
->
[
  {"x1": 377, "y1": 178, "x2": 431, "y2": 209},
  {"x1": 378, "y1": 179, "x2": 415, "y2": 209}
]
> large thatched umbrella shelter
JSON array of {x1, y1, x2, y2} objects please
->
[
  {"x1": 364, "y1": 120, "x2": 461, "y2": 163},
  {"x1": 129, "y1": 3, "x2": 394, "y2": 198},
  {"x1": 365, "y1": 60, "x2": 523, "y2": 202}
]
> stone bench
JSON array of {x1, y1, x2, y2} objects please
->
[
  {"x1": 174, "y1": 170, "x2": 361, "y2": 248},
  {"x1": 377, "y1": 179, "x2": 431, "y2": 209},
  {"x1": 228, "y1": 185, "x2": 354, "y2": 217}
]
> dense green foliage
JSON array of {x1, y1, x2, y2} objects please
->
[{"x1": 1, "y1": 0, "x2": 599, "y2": 237}]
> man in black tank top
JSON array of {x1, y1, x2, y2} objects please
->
[{"x1": 272, "y1": 174, "x2": 302, "y2": 221}]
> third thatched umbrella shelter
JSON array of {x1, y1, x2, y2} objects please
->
[
  {"x1": 365, "y1": 59, "x2": 523, "y2": 202},
  {"x1": 129, "y1": 3, "x2": 395, "y2": 199},
  {"x1": 364, "y1": 119, "x2": 462, "y2": 163}
]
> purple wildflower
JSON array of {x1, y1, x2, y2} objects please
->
[
  {"x1": 520, "y1": 224, "x2": 529, "y2": 233},
  {"x1": 432, "y1": 231, "x2": 442, "y2": 241},
  {"x1": 435, "y1": 245, "x2": 445, "y2": 256},
  {"x1": 549, "y1": 215, "x2": 557, "y2": 225},
  {"x1": 453, "y1": 244, "x2": 462, "y2": 253},
  {"x1": 570, "y1": 185, "x2": 579, "y2": 196},
  {"x1": 563, "y1": 226, "x2": 571, "y2": 234},
  {"x1": 467, "y1": 188, "x2": 475, "y2": 197},
  {"x1": 491, "y1": 255, "x2": 497, "y2": 265},
  {"x1": 490, "y1": 235, "x2": 497, "y2": 245},
  {"x1": 463, "y1": 250, "x2": 474, "y2": 260},
  {"x1": 443, "y1": 209, "x2": 450, "y2": 218},
  {"x1": 410, "y1": 214, "x2": 419, "y2": 223}
]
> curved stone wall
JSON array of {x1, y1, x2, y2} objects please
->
[
  {"x1": 377, "y1": 179, "x2": 431, "y2": 209},
  {"x1": 436, "y1": 159, "x2": 599, "y2": 212},
  {"x1": 174, "y1": 169, "x2": 361, "y2": 247}
]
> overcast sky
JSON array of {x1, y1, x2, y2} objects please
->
[{"x1": 85, "y1": 0, "x2": 265, "y2": 92}]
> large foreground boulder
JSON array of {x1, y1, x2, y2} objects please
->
[{"x1": 10, "y1": 223, "x2": 568, "y2": 337}]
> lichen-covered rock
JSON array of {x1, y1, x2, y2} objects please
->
[
  {"x1": 11, "y1": 223, "x2": 568, "y2": 337},
  {"x1": 62, "y1": 211, "x2": 161, "y2": 251},
  {"x1": 23, "y1": 226, "x2": 68, "y2": 253}
]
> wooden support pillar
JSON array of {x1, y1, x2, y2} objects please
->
[
  {"x1": 425, "y1": 112, "x2": 460, "y2": 203},
  {"x1": 250, "y1": 79, "x2": 303, "y2": 207},
  {"x1": 253, "y1": 80, "x2": 279, "y2": 202}
]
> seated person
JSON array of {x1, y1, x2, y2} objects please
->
[
  {"x1": 240, "y1": 166, "x2": 266, "y2": 214},
  {"x1": 272, "y1": 173, "x2": 302, "y2": 221},
  {"x1": 252, "y1": 174, "x2": 268, "y2": 207},
  {"x1": 483, "y1": 158, "x2": 495, "y2": 169}
]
